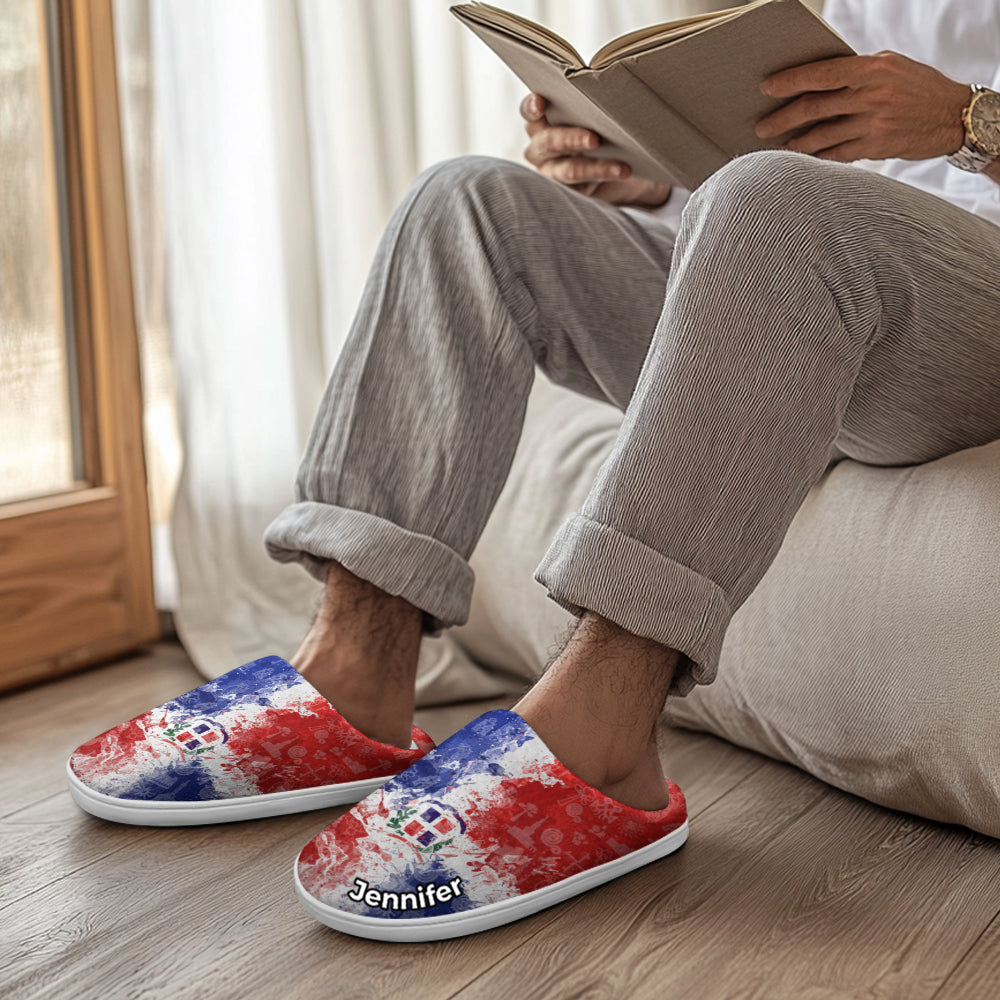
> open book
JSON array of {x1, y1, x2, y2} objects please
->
[{"x1": 451, "y1": 0, "x2": 855, "y2": 190}]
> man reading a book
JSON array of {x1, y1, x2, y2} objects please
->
[
  {"x1": 68, "y1": 0, "x2": 1000, "y2": 940},
  {"x1": 275, "y1": 0, "x2": 1000, "y2": 794},
  {"x1": 260, "y1": 0, "x2": 999, "y2": 936}
]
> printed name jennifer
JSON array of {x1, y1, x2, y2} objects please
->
[{"x1": 348, "y1": 877, "x2": 464, "y2": 911}]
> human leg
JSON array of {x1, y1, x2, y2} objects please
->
[
  {"x1": 292, "y1": 153, "x2": 1000, "y2": 940},
  {"x1": 66, "y1": 155, "x2": 679, "y2": 825},
  {"x1": 263, "y1": 154, "x2": 679, "y2": 744},
  {"x1": 515, "y1": 611, "x2": 680, "y2": 809},
  {"x1": 280, "y1": 149, "x2": 1000, "y2": 816},
  {"x1": 533, "y1": 149, "x2": 1000, "y2": 707}
]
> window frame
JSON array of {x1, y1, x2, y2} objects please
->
[{"x1": 0, "y1": 0, "x2": 159, "y2": 691}]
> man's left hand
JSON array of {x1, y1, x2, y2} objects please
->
[{"x1": 755, "y1": 51, "x2": 970, "y2": 163}]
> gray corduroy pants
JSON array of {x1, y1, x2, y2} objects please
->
[{"x1": 264, "y1": 151, "x2": 1000, "y2": 697}]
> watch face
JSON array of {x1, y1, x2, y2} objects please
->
[{"x1": 969, "y1": 90, "x2": 1000, "y2": 157}]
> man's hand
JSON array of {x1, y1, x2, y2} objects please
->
[
  {"x1": 755, "y1": 51, "x2": 970, "y2": 163},
  {"x1": 521, "y1": 93, "x2": 671, "y2": 207}
]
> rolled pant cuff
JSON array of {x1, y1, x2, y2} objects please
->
[
  {"x1": 533, "y1": 513, "x2": 731, "y2": 696},
  {"x1": 263, "y1": 501, "x2": 474, "y2": 635}
]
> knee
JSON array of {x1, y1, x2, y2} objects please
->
[
  {"x1": 410, "y1": 154, "x2": 549, "y2": 225},
  {"x1": 684, "y1": 150, "x2": 845, "y2": 240}
]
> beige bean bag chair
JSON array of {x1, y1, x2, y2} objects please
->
[{"x1": 415, "y1": 373, "x2": 1000, "y2": 838}]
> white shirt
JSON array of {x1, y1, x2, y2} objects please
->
[
  {"x1": 825, "y1": 0, "x2": 1000, "y2": 226},
  {"x1": 655, "y1": 0, "x2": 1000, "y2": 229}
]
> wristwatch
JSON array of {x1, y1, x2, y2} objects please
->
[{"x1": 947, "y1": 84, "x2": 1000, "y2": 173}]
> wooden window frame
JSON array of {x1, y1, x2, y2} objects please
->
[{"x1": 0, "y1": 0, "x2": 159, "y2": 691}]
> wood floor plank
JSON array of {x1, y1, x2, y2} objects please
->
[
  {"x1": 0, "y1": 791, "x2": 157, "y2": 912},
  {"x1": 6, "y1": 641, "x2": 1000, "y2": 1000},
  {"x1": 0, "y1": 644, "x2": 768, "y2": 1000},
  {"x1": 0, "y1": 643, "x2": 199, "y2": 818},
  {"x1": 450, "y1": 764, "x2": 1000, "y2": 1000},
  {"x1": 0, "y1": 643, "x2": 199, "y2": 908},
  {"x1": 931, "y1": 909, "x2": 1000, "y2": 999},
  {"x1": 0, "y1": 736, "x2": 562, "y2": 1000},
  {"x1": 652, "y1": 720, "x2": 769, "y2": 816}
]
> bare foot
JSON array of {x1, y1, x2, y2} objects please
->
[
  {"x1": 290, "y1": 561, "x2": 423, "y2": 749},
  {"x1": 513, "y1": 704, "x2": 671, "y2": 811},
  {"x1": 513, "y1": 612, "x2": 679, "y2": 811}
]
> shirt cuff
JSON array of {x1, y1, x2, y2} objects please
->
[{"x1": 643, "y1": 185, "x2": 691, "y2": 232}]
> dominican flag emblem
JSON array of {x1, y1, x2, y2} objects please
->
[
  {"x1": 163, "y1": 718, "x2": 229, "y2": 755},
  {"x1": 386, "y1": 800, "x2": 465, "y2": 853}
]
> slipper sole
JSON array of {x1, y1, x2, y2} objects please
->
[
  {"x1": 294, "y1": 818, "x2": 689, "y2": 941},
  {"x1": 65, "y1": 761, "x2": 391, "y2": 826}
]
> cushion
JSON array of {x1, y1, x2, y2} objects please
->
[{"x1": 436, "y1": 372, "x2": 1000, "y2": 838}]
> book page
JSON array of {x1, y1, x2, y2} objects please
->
[
  {"x1": 454, "y1": 14, "x2": 688, "y2": 186},
  {"x1": 590, "y1": 3, "x2": 751, "y2": 70},
  {"x1": 452, "y1": 2, "x2": 585, "y2": 68}
]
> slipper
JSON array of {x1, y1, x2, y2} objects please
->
[
  {"x1": 66, "y1": 654, "x2": 435, "y2": 826},
  {"x1": 294, "y1": 708, "x2": 688, "y2": 942}
]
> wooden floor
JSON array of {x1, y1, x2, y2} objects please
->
[{"x1": 4, "y1": 640, "x2": 1000, "y2": 1000}]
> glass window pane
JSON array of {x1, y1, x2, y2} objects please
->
[{"x1": 0, "y1": 0, "x2": 76, "y2": 504}]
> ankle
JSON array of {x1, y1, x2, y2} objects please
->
[
  {"x1": 292, "y1": 650, "x2": 415, "y2": 748},
  {"x1": 511, "y1": 612, "x2": 679, "y2": 810},
  {"x1": 588, "y1": 733, "x2": 663, "y2": 788},
  {"x1": 520, "y1": 704, "x2": 659, "y2": 783},
  {"x1": 515, "y1": 698, "x2": 668, "y2": 810},
  {"x1": 596, "y1": 744, "x2": 670, "y2": 812},
  {"x1": 290, "y1": 561, "x2": 424, "y2": 747},
  {"x1": 332, "y1": 698, "x2": 414, "y2": 750}
]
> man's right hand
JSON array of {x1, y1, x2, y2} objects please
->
[{"x1": 521, "y1": 93, "x2": 671, "y2": 208}]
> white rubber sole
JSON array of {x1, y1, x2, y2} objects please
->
[
  {"x1": 65, "y1": 761, "x2": 392, "y2": 826},
  {"x1": 294, "y1": 818, "x2": 689, "y2": 942}
]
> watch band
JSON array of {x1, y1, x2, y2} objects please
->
[{"x1": 947, "y1": 85, "x2": 996, "y2": 173}]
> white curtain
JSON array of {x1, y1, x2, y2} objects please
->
[{"x1": 130, "y1": 0, "x2": 724, "y2": 680}]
